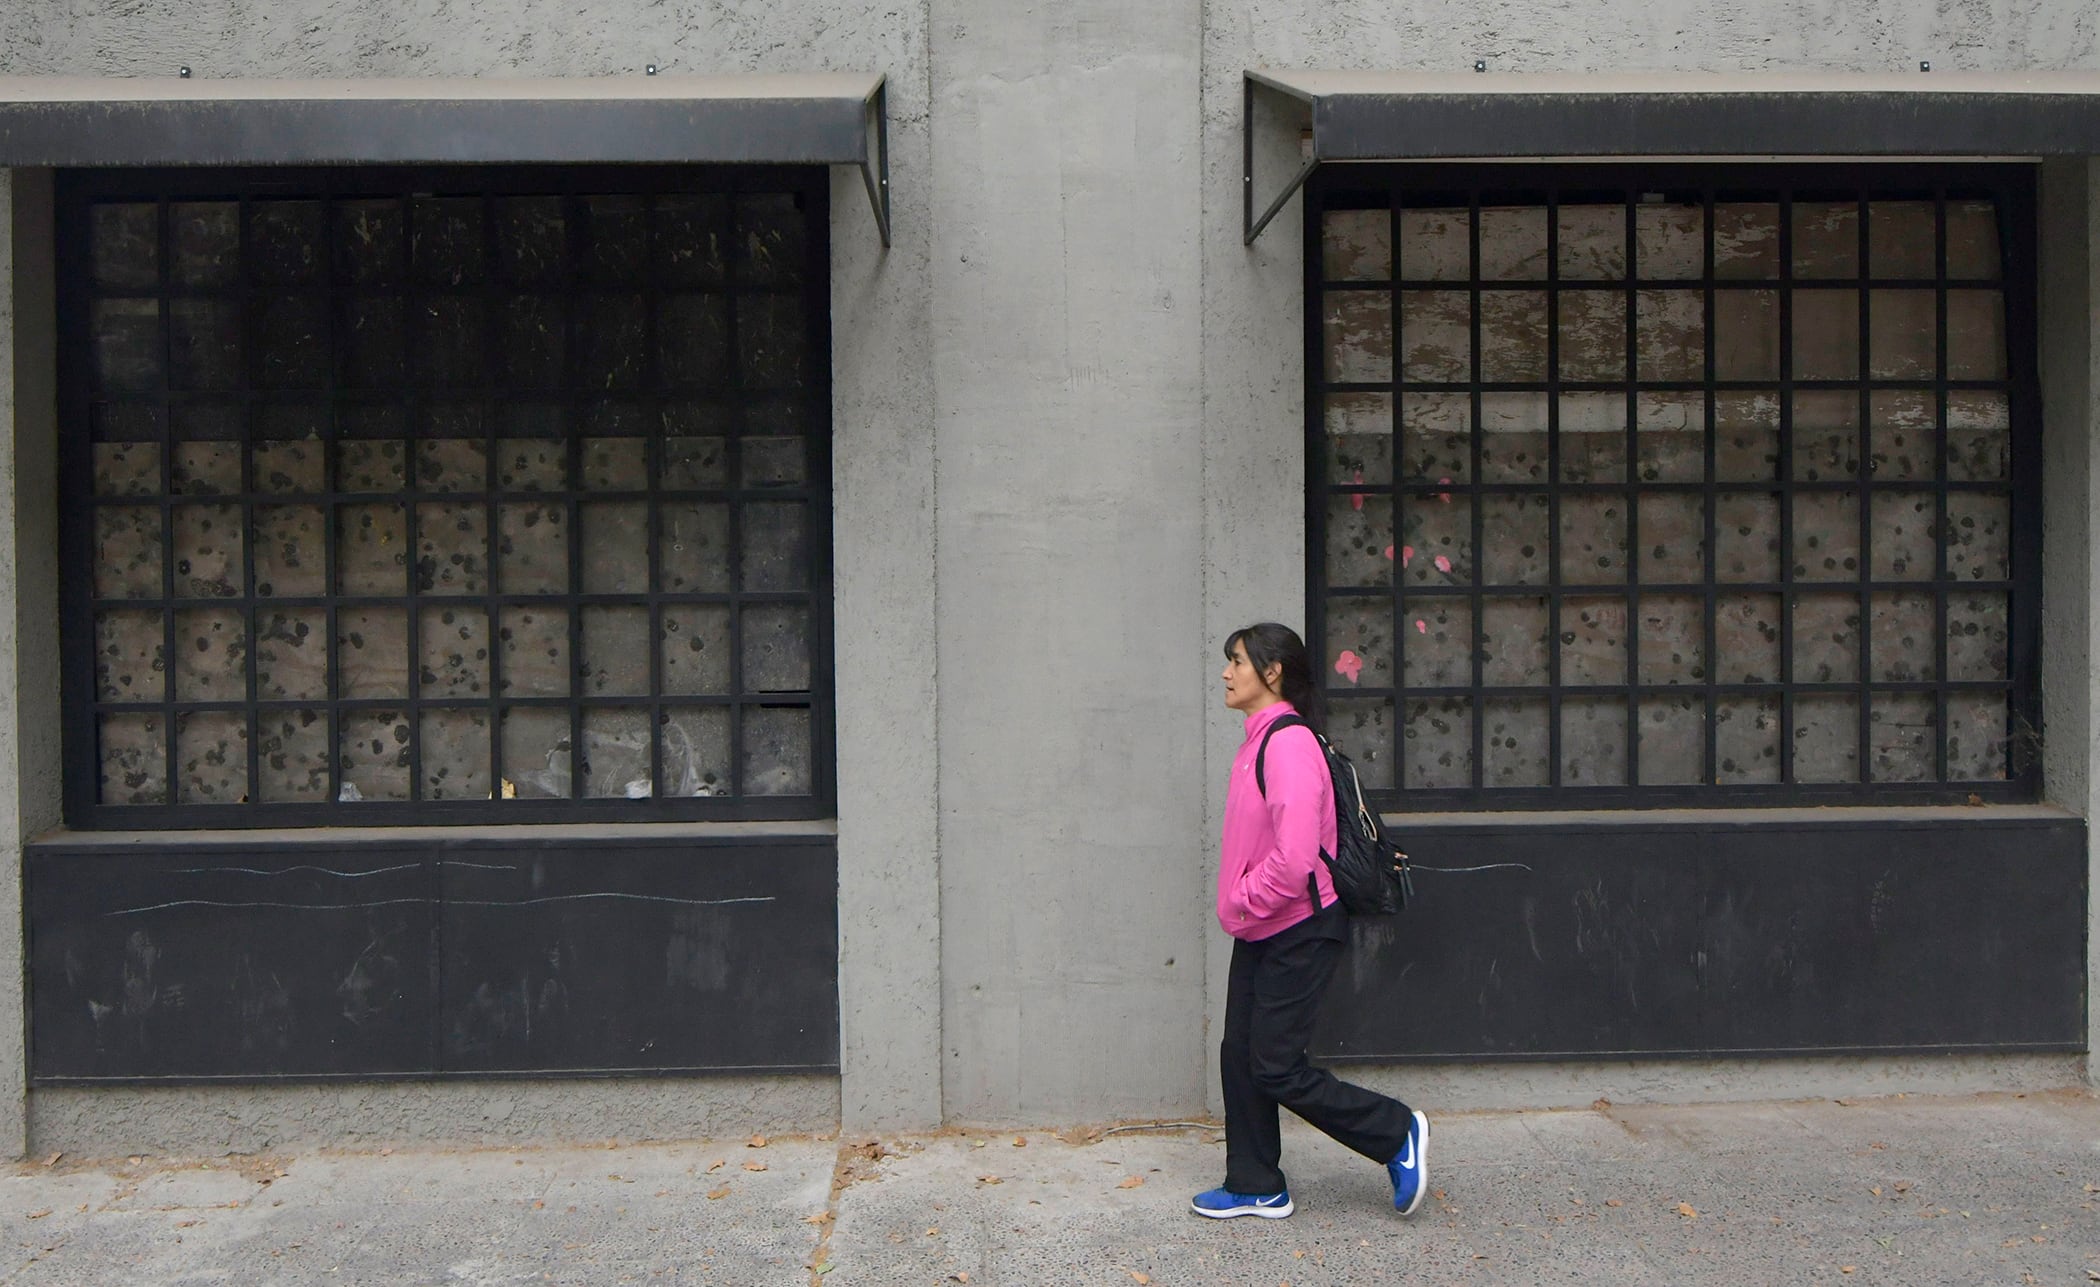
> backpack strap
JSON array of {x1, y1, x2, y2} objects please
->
[{"x1": 1253, "y1": 714, "x2": 1310, "y2": 798}]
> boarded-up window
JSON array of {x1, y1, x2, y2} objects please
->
[
  {"x1": 1312, "y1": 167, "x2": 2036, "y2": 807},
  {"x1": 62, "y1": 169, "x2": 832, "y2": 826}
]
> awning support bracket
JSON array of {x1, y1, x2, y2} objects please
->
[
  {"x1": 857, "y1": 78, "x2": 892, "y2": 249},
  {"x1": 1243, "y1": 75, "x2": 1318, "y2": 245}
]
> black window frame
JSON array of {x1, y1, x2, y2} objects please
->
[
  {"x1": 1305, "y1": 162, "x2": 2042, "y2": 812},
  {"x1": 57, "y1": 164, "x2": 836, "y2": 829}
]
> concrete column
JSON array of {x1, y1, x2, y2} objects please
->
[
  {"x1": 832, "y1": 110, "x2": 944, "y2": 1130},
  {"x1": 2037, "y1": 157, "x2": 2100, "y2": 1086},
  {"x1": 929, "y1": 0, "x2": 1211, "y2": 1122},
  {"x1": 0, "y1": 167, "x2": 61, "y2": 1159}
]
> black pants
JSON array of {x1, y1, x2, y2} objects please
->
[{"x1": 1221, "y1": 900, "x2": 1414, "y2": 1195}]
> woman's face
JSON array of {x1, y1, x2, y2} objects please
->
[{"x1": 1221, "y1": 639, "x2": 1283, "y2": 714}]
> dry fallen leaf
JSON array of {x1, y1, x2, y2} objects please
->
[
  {"x1": 925, "y1": 1227, "x2": 939, "y2": 1237},
  {"x1": 1840, "y1": 1267, "x2": 1857, "y2": 1275},
  {"x1": 1870, "y1": 1186, "x2": 1883, "y2": 1197},
  {"x1": 1129, "y1": 1274, "x2": 1150, "y2": 1285},
  {"x1": 705, "y1": 1186, "x2": 730, "y2": 1201},
  {"x1": 1013, "y1": 1136, "x2": 1028, "y2": 1148},
  {"x1": 1605, "y1": 1198, "x2": 1623, "y2": 1208},
  {"x1": 25, "y1": 1209, "x2": 50, "y2": 1220},
  {"x1": 748, "y1": 1135, "x2": 768, "y2": 1149},
  {"x1": 1117, "y1": 1175, "x2": 1145, "y2": 1190},
  {"x1": 41, "y1": 1153, "x2": 60, "y2": 1168},
  {"x1": 705, "y1": 1159, "x2": 725, "y2": 1173},
  {"x1": 531, "y1": 1201, "x2": 545, "y2": 1211},
  {"x1": 742, "y1": 1161, "x2": 768, "y2": 1173},
  {"x1": 951, "y1": 1275, "x2": 970, "y2": 1284},
  {"x1": 1676, "y1": 1203, "x2": 1698, "y2": 1219},
  {"x1": 976, "y1": 1175, "x2": 1003, "y2": 1185}
]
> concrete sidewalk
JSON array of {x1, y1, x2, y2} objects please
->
[{"x1": 0, "y1": 1092, "x2": 2093, "y2": 1285}]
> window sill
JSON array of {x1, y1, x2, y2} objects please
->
[
  {"x1": 1384, "y1": 802, "x2": 2077, "y2": 830},
  {"x1": 27, "y1": 817, "x2": 839, "y2": 849}
]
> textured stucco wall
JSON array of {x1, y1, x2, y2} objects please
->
[{"x1": 929, "y1": 0, "x2": 1211, "y2": 1123}]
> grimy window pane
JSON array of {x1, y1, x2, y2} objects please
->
[
  {"x1": 1557, "y1": 394, "x2": 1624, "y2": 483},
  {"x1": 1870, "y1": 592, "x2": 1937, "y2": 682},
  {"x1": 1871, "y1": 693, "x2": 1937, "y2": 783},
  {"x1": 340, "y1": 710, "x2": 412, "y2": 801},
  {"x1": 499, "y1": 607, "x2": 570, "y2": 698},
  {"x1": 1328, "y1": 697, "x2": 1395, "y2": 790},
  {"x1": 1481, "y1": 698, "x2": 1549, "y2": 788},
  {"x1": 1869, "y1": 391, "x2": 1935, "y2": 482},
  {"x1": 422, "y1": 709, "x2": 491, "y2": 801},
  {"x1": 1330, "y1": 392, "x2": 1396, "y2": 486},
  {"x1": 1477, "y1": 393, "x2": 1546, "y2": 483},
  {"x1": 257, "y1": 709, "x2": 328, "y2": 802},
  {"x1": 1325, "y1": 291, "x2": 1392, "y2": 383},
  {"x1": 1638, "y1": 696, "x2": 1703, "y2": 785},
  {"x1": 1636, "y1": 392, "x2": 1703, "y2": 482},
  {"x1": 1399, "y1": 291, "x2": 1468, "y2": 382},
  {"x1": 1399, "y1": 495, "x2": 1470, "y2": 585},
  {"x1": 1399, "y1": 208, "x2": 1469, "y2": 281},
  {"x1": 1480, "y1": 597, "x2": 1548, "y2": 686},
  {"x1": 1477, "y1": 207, "x2": 1547, "y2": 280},
  {"x1": 1712, "y1": 204, "x2": 1779, "y2": 279},
  {"x1": 1715, "y1": 697, "x2": 1781, "y2": 784},
  {"x1": 1322, "y1": 209, "x2": 1390, "y2": 282},
  {"x1": 1401, "y1": 599, "x2": 1471, "y2": 688},
  {"x1": 1313, "y1": 175, "x2": 2031, "y2": 808},
  {"x1": 742, "y1": 706, "x2": 813, "y2": 796},
  {"x1": 1870, "y1": 492, "x2": 1935, "y2": 580},
  {"x1": 1404, "y1": 697, "x2": 1471, "y2": 789},
  {"x1": 69, "y1": 175, "x2": 828, "y2": 822},
  {"x1": 1714, "y1": 594, "x2": 1781, "y2": 683},
  {"x1": 1560, "y1": 697, "x2": 1627, "y2": 786},
  {"x1": 177, "y1": 711, "x2": 247, "y2": 806},
  {"x1": 1792, "y1": 593, "x2": 1861, "y2": 684},
  {"x1": 96, "y1": 609, "x2": 165, "y2": 703},
  {"x1": 174, "y1": 608, "x2": 246, "y2": 702}
]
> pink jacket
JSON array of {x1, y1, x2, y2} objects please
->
[{"x1": 1216, "y1": 702, "x2": 1338, "y2": 941}]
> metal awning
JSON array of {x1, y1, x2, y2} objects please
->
[
  {"x1": 1244, "y1": 69, "x2": 2100, "y2": 242},
  {"x1": 0, "y1": 72, "x2": 892, "y2": 245}
]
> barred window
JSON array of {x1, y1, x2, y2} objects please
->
[
  {"x1": 1309, "y1": 165, "x2": 2038, "y2": 809},
  {"x1": 60, "y1": 168, "x2": 833, "y2": 827}
]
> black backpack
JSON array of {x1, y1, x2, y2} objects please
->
[{"x1": 1255, "y1": 715, "x2": 1414, "y2": 916}]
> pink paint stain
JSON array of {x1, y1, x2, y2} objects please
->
[
  {"x1": 1414, "y1": 619, "x2": 1428, "y2": 634},
  {"x1": 1350, "y1": 470, "x2": 1365, "y2": 511},
  {"x1": 1334, "y1": 650, "x2": 1364, "y2": 684},
  {"x1": 1382, "y1": 544, "x2": 1395, "y2": 561},
  {"x1": 1437, "y1": 477, "x2": 1453, "y2": 505},
  {"x1": 1434, "y1": 554, "x2": 1453, "y2": 574},
  {"x1": 1400, "y1": 544, "x2": 1415, "y2": 566}
]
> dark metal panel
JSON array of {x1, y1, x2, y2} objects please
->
[
  {"x1": 26, "y1": 845, "x2": 437, "y2": 1080},
  {"x1": 437, "y1": 840, "x2": 838, "y2": 1074},
  {"x1": 26, "y1": 834, "x2": 840, "y2": 1083},
  {"x1": 0, "y1": 97, "x2": 872, "y2": 167},
  {"x1": 1312, "y1": 91, "x2": 2100, "y2": 160},
  {"x1": 1311, "y1": 815, "x2": 2087, "y2": 1061}
]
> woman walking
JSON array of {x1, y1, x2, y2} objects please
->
[{"x1": 1191, "y1": 622, "x2": 1428, "y2": 1220}]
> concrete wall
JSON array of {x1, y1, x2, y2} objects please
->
[
  {"x1": 5, "y1": 0, "x2": 2100, "y2": 1153},
  {"x1": 929, "y1": 0, "x2": 1210, "y2": 1124},
  {"x1": 2038, "y1": 158, "x2": 2100, "y2": 1087}
]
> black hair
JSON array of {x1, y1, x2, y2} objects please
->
[{"x1": 1223, "y1": 622, "x2": 1322, "y2": 734}]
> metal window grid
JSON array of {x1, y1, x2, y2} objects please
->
[
  {"x1": 57, "y1": 166, "x2": 837, "y2": 829},
  {"x1": 1304, "y1": 163, "x2": 2041, "y2": 812}
]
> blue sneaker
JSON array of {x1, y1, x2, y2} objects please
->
[
  {"x1": 1387, "y1": 1110, "x2": 1430, "y2": 1215},
  {"x1": 1189, "y1": 1187, "x2": 1294, "y2": 1219}
]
